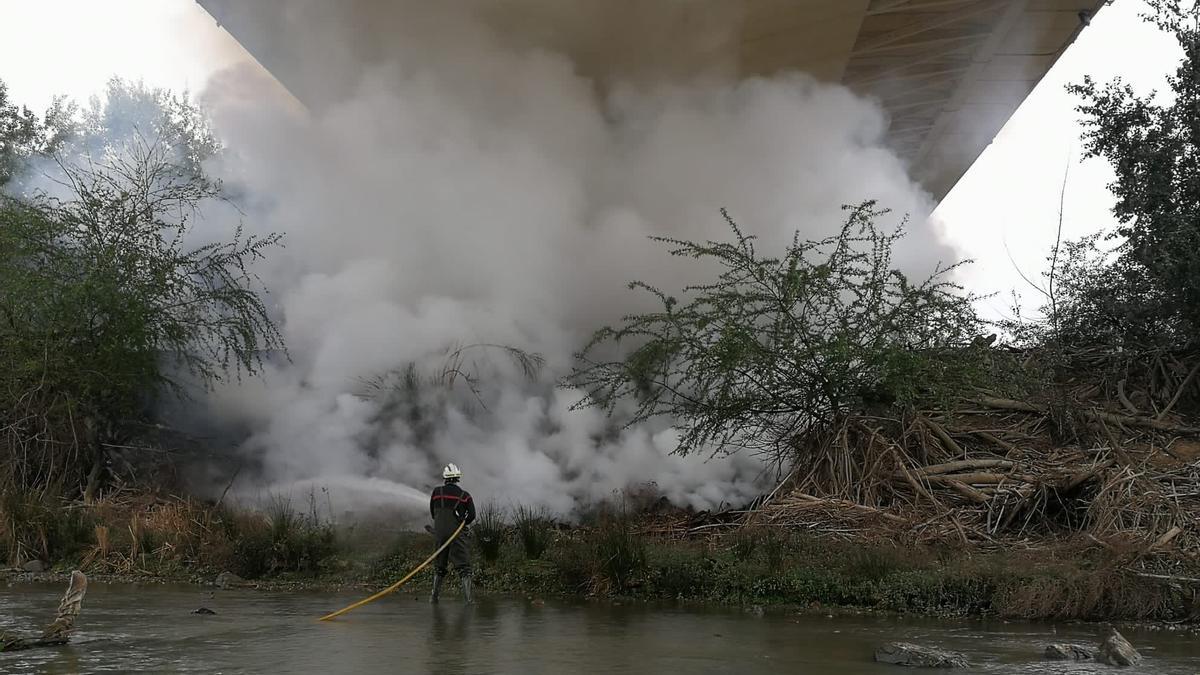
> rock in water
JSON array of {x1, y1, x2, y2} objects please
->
[
  {"x1": 192, "y1": 607, "x2": 217, "y2": 615},
  {"x1": 1044, "y1": 643, "x2": 1093, "y2": 661},
  {"x1": 874, "y1": 643, "x2": 968, "y2": 668},
  {"x1": 1097, "y1": 628, "x2": 1141, "y2": 667},
  {"x1": 214, "y1": 571, "x2": 244, "y2": 589}
]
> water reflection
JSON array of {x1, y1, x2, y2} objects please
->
[
  {"x1": 2, "y1": 581, "x2": 1198, "y2": 674},
  {"x1": 428, "y1": 603, "x2": 473, "y2": 673}
]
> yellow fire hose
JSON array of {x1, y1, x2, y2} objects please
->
[{"x1": 318, "y1": 519, "x2": 466, "y2": 622}]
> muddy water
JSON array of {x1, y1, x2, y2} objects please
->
[{"x1": 2, "y1": 581, "x2": 1198, "y2": 673}]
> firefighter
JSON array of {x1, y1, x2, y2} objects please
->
[{"x1": 429, "y1": 462, "x2": 476, "y2": 604}]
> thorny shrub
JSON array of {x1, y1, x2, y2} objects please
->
[{"x1": 570, "y1": 202, "x2": 989, "y2": 465}]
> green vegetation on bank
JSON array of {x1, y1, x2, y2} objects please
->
[
  {"x1": 368, "y1": 511, "x2": 1196, "y2": 622},
  {"x1": 0, "y1": 492, "x2": 337, "y2": 581},
  {"x1": 5, "y1": 491, "x2": 1197, "y2": 623}
]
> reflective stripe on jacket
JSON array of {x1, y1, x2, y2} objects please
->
[{"x1": 429, "y1": 482, "x2": 475, "y2": 534}]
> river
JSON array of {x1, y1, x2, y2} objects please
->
[{"x1": 2, "y1": 580, "x2": 1197, "y2": 673}]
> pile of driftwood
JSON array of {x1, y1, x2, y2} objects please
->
[{"x1": 750, "y1": 389, "x2": 1200, "y2": 567}]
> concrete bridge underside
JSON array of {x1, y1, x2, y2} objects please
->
[{"x1": 196, "y1": 0, "x2": 1107, "y2": 201}]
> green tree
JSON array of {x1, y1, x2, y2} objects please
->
[
  {"x1": 75, "y1": 78, "x2": 218, "y2": 178},
  {"x1": 1063, "y1": 0, "x2": 1200, "y2": 348},
  {"x1": 568, "y1": 203, "x2": 985, "y2": 463},
  {"x1": 0, "y1": 81, "x2": 282, "y2": 497},
  {"x1": 1, "y1": 77, "x2": 209, "y2": 191},
  {"x1": 0, "y1": 81, "x2": 75, "y2": 187}
]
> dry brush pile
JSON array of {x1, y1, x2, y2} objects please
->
[{"x1": 752, "y1": 347, "x2": 1200, "y2": 576}]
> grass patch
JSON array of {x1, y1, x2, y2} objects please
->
[
  {"x1": 230, "y1": 494, "x2": 339, "y2": 579},
  {"x1": 473, "y1": 505, "x2": 506, "y2": 564},
  {"x1": 514, "y1": 505, "x2": 552, "y2": 560},
  {"x1": 992, "y1": 568, "x2": 1187, "y2": 621},
  {"x1": 0, "y1": 484, "x2": 95, "y2": 565},
  {"x1": 590, "y1": 510, "x2": 645, "y2": 592},
  {"x1": 760, "y1": 528, "x2": 787, "y2": 571},
  {"x1": 369, "y1": 531, "x2": 434, "y2": 582},
  {"x1": 730, "y1": 527, "x2": 757, "y2": 561}
]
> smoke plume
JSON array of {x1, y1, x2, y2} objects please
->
[{"x1": 183, "y1": 1, "x2": 951, "y2": 518}]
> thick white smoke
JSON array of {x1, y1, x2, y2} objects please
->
[{"x1": 185, "y1": 2, "x2": 951, "y2": 518}]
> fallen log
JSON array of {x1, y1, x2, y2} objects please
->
[
  {"x1": 892, "y1": 472, "x2": 1038, "y2": 486},
  {"x1": 1096, "y1": 420, "x2": 1135, "y2": 465},
  {"x1": 972, "y1": 431, "x2": 1022, "y2": 456},
  {"x1": 922, "y1": 417, "x2": 966, "y2": 458},
  {"x1": 973, "y1": 396, "x2": 1200, "y2": 433},
  {"x1": 1090, "y1": 408, "x2": 1200, "y2": 433},
  {"x1": 787, "y1": 493, "x2": 908, "y2": 524},
  {"x1": 0, "y1": 571, "x2": 87, "y2": 652},
  {"x1": 1059, "y1": 460, "x2": 1113, "y2": 493},
  {"x1": 1134, "y1": 572, "x2": 1200, "y2": 584},
  {"x1": 974, "y1": 393, "x2": 1200, "y2": 429},
  {"x1": 1148, "y1": 526, "x2": 1184, "y2": 552},
  {"x1": 973, "y1": 397, "x2": 1040, "y2": 413},
  {"x1": 890, "y1": 447, "x2": 941, "y2": 508},
  {"x1": 1156, "y1": 360, "x2": 1200, "y2": 421},
  {"x1": 1117, "y1": 378, "x2": 1139, "y2": 415},
  {"x1": 946, "y1": 480, "x2": 990, "y2": 504},
  {"x1": 915, "y1": 459, "x2": 1015, "y2": 476}
]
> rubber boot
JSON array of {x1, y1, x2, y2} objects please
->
[
  {"x1": 461, "y1": 574, "x2": 473, "y2": 604},
  {"x1": 430, "y1": 573, "x2": 444, "y2": 604}
]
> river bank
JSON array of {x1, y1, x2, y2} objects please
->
[{"x1": 4, "y1": 496, "x2": 1199, "y2": 624}]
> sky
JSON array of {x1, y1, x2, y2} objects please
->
[{"x1": 0, "y1": 0, "x2": 1182, "y2": 319}]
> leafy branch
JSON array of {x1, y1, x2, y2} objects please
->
[{"x1": 568, "y1": 202, "x2": 987, "y2": 464}]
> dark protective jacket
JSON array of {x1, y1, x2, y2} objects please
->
[
  {"x1": 430, "y1": 481, "x2": 476, "y2": 575},
  {"x1": 429, "y1": 482, "x2": 476, "y2": 534}
]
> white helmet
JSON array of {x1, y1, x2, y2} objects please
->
[{"x1": 442, "y1": 463, "x2": 462, "y2": 480}]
